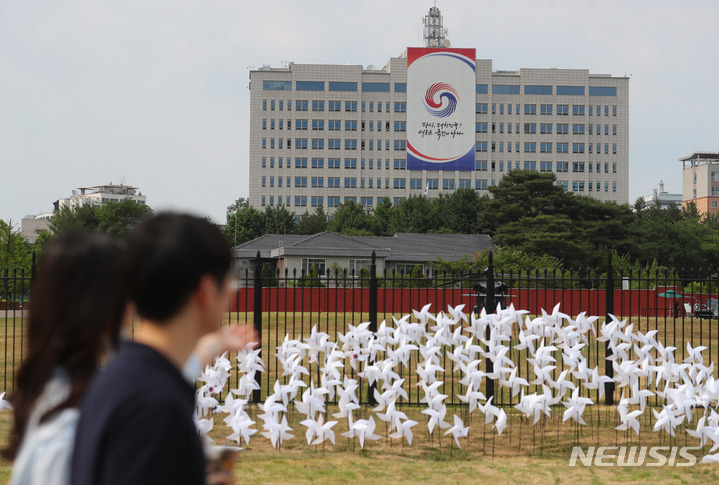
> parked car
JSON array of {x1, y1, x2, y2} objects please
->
[{"x1": 694, "y1": 298, "x2": 718, "y2": 319}]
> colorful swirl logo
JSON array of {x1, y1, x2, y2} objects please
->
[{"x1": 423, "y1": 82, "x2": 459, "y2": 118}]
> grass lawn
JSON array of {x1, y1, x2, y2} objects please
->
[{"x1": 2, "y1": 312, "x2": 719, "y2": 483}]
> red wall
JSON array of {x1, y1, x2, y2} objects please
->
[{"x1": 230, "y1": 288, "x2": 712, "y2": 317}]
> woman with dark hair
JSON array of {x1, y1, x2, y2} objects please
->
[{"x1": 5, "y1": 231, "x2": 128, "y2": 485}]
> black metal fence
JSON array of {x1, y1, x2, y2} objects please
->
[
  {"x1": 228, "y1": 251, "x2": 719, "y2": 408},
  {"x1": 3, "y1": 251, "x2": 719, "y2": 411}
]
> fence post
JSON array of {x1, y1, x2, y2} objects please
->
[
  {"x1": 485, "y1": 251, "x2": 495, "y2": 402},
  {"x1": 368, "y1": 251, "x2": 378, "y2": 406},
  {"x1": 253, "y1": 251, "x2": 262, "y2": 403},
  {"x1": 604, "y1": 250, "x2": 615, "y2": 405}
]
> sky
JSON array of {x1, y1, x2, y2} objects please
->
[{"x1": 1, "y1": 0, "x2": 717, "y2": 226}]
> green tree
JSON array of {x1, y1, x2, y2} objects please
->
[
  {"x1": 391, "y1": 195, "x2": 435, "y2": 233},
  {"x1": 49, "y1": 205, "x2": 101, "y2": 236},
  {"x1": 441, "y1": 189, "x2": 489, "y2": 234},
  {"x1": 328, "y1": 201, "x2": 372, "y2": 235},
  {"x1": 96, "y1": 200, "x2": 153, "y2": 238},
  {"x1": 0, "y1": 220, "x2": 34, "y2": 299},
  {"x1": 484, "y1": 170, "x2": 569, "y2": 231},
  {"x1": 296, "y1": 206, "x2": 328, "y2": 235},
  {"x1": 370, "y1": 197, "x2": 394, "y2": 236},
  {"x1": 263, "y1": 205, "x2": 295, "y2": 235},
  {"x1": 225, "y1": 205, "x2": 264, "y2": 246},
  {"x1": 47, "y1": 201, "x2": 152, "y2": 239},
  {"x1": 493, "y1": 214, "x2": 594, "y2": 267}
]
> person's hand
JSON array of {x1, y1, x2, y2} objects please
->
[{"x1": 194, "y1": 324, "x2": 259, "y2": 367}]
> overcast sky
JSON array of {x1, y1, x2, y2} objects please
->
[{"x1": 2, "y1": 0, "x2": 717, "y2": 226}]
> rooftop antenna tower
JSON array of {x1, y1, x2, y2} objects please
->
[{"x1": 423, "y1": 3, "x2": 449, "y2": 48}]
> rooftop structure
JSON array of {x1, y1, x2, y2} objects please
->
[
  {"x1": 680, "y1": 152, "x2": 719, "y2": 216},
  {"x1": 56, "y1": 182, "x2": 146, "y2": 210}
]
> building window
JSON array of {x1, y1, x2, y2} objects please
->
[
  {"x1": 311, "y1": 177, "x2": 324, "y2": 188},
  {"x1": 476, "y1": 103, "x2": 488, "y2": 114},
  {"x1": 572, "y1": 124, "x2": 585, "y2": 135},
  {"x1": 312, "y1": 120, "x2": 324, "y2": 131},
  {"x1": 344, "y1": 177, "x2": 357, "y2": 188},
  {"x1": 344, "y1": 158, "x2": 357, "y2": 169},
  {"x1": 296, "y1": 100, "x2": 308, "y2": 111},
  {"x1": 328, "y1": 197, "x2": 340, "y2": 208},
  {"x1": 443, "y1": 179, "x2": 455, "y2": 190},
  {"x1": 557, "y1": 143, "x2": 569, "y2": 153},
  {"x1": 572, "y1": 105, "x2": 585, "y2": 116},
  {"x1": 558, "y1": 86, "x2": 585, "y2": 96},
  {"x1": 476, "y1": 142, "x2": 488, "y2": 152},
  {"x1": 540, "y1": 161, "x2": 552, "y2": 172},
  {"x1": 475, "y1": 160, "x2": 488, "y2": 171},
  {"x1": 328, "y1": 177, "x2": 340, "y2": 188},
  {"x1": 345, "y1": 120, "x2": 357, "y2": 131},
  {"x1": 540, "y1": 123, "x2": 552, "y2": 134},
  {"x1": 475, "y1": 179, "x2": 488, "y2": 190},
  {"x1": 393, "y1": 159, "x2": 406, "y2": 170},
  {"x1": 312, "y1": 100, "x2": 324, "y2": 111},
  {"x1": 394, "y1": 102, "x2": 406, "y2": 113},
  {"x1": 394, "y1": 140, "x2": 406, "y2": 151},
  {"x1": 301, "y1": 258, "x2": 325, "y2": 275},
  {"x1": 572, "y1": 143, "x2": 585, "y2": 154},
  {"x1": 459, "y1": 179, "x2": 471, "y2": 189},
  {"x1": 540, "y1": 104, "x2": 553, "y2": 115},
  {"x1": 311, "y1": 139, "x2": 324, "y2": 150},
  {"x1": 311, "y1": 196, "x2": 323, "y2": 207},
  {"x1": 345, "y1": 139, "x2": 357, "y2": 150},
  {"x1": 540, "y1": 142, "x2": 552, "y2": 153},
  {"x1": 295, "y1": 158, "x2": 308, "y2": 168},
  {"x1": 328, "y1": 139, "x2": 340, "y2": 150},
  {"x1": 328, "y1": 101, "x2": 341, "y2": 112},
  {"x1": 476, "y1": 122, "x2": 488, "y2": 133},
  {"x1": 557, "y1": 104, "x2": 569, "y2": 116},
  {"x1": 524, "y1": 142, "x2": 536, "y2": 153},
  {"x1": 330, "y1": 82, "x2": 357, "y2": 92},
  {"x1": 294, "y1": 176, "x2": 307, "y2": 188},
  {"x1": 523, "y1": 161, "x2": 536, "y2": 171},
  {"x1": 557, "y1": 124, "x2": 569, "y2": 135},
  {"x1": 295, "y1": 196, "x2": 307, "y2": 207},
  {"x1": 524, "y1": 104, "x2": 537, "y2": 115},
  {"x1": 556, "y1": 162, "x2": 569, "y2": 172},
  {"x1": 328, "y1": 158, "x2": 340, "y2": 169},
  {"x1": 572, "y1": 162, "x2": 585, "y2": 172},
  {"x1": 524, "y1": 123, "x2": 536, "y2": 134}
]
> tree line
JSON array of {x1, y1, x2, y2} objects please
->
[{"x1": 225, "y1": 170, "x2": 719, "y2": 274}]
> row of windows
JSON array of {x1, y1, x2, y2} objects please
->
[
  {"x1": 264, "y1": 98, "x2": 618, "y2": 117},
  {"x1": 262, "y1": 179, "x2": 618, "y2": 208},
  {"x1": 262, "y1": 99, "x2": 407, "y2": 113},
  {"x1": 477, "y1": 103, "x2": 617, "y2": 116},
  {"x1": 478, "y1": 122, "x2": 618, "y2": 135},
  {"x1": 262, "y1": 119, "x2": 407, "y2": 132},
  {"x1": 477, "y1": 141, "x2": 618, "y2": 155},
  {"x1": 261, "y1": 154, "x2": 619, "y2": 173},
  {"x1": 264, "y1": 80, "x2": 407, "y2": 93},
  {"x1": 265, "y1": 80, "x2": 617, "y2": 98},
  {"x1": 261, "y1": 161, "x2": 619, "y2": 189},
  {"x1": 262, "y1": 157, "x2": 404, "y2": 170},
  {"x1": 262, "y1": 138, "x2": 407, "y2": 151},
  {"x1": 479, "y1": 85, "x2": 617, "y2": 97}
]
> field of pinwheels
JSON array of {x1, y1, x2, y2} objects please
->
[
  {"x1": 183, "y1": 304, "x2": 719, "y2": 468},
  {"x1": 3, "y1": 303, "x2": 719, "y2": 483}
]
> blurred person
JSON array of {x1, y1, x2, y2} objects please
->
[
  {"x1": 5, "y1": 231, "x2": 128, "y2": 485},
  {"x1": 71, "y1": 213, "x2": 257, "y2": 485},
  {"x1": 5, "y1": 229, "x2": 255, "y2": 485}
]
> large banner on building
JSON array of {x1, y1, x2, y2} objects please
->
[{"x1": 406, "y1": 47, "x2": 476, "y2": 171}]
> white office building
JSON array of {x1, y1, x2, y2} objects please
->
[{"x1": 248, "y1": 6, "x2": 629, "y2": 214}]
